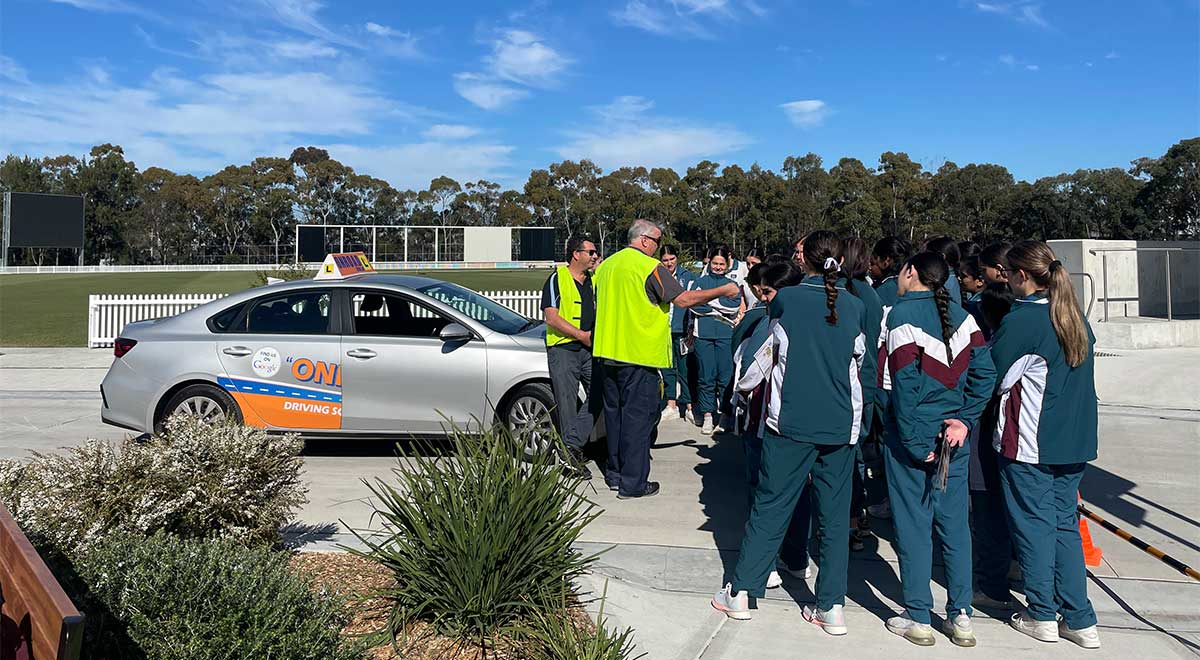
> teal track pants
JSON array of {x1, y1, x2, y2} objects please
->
[
  {"x1": 694, "y1": 337, "x2": 732, "y2": 416},
  {"x1": 999, "y1": 459, "x2": 1097, "y2": 629},
  {"x1": 732, "y1": 431, "x2": 854, "y2": 609},
  {"x1": 883, "y1": 439, "x2": 973, "y2": 624}
]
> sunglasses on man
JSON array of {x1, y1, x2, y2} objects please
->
[{"x1": 575, "y1": 248, "x2": 598, "y2": 256}]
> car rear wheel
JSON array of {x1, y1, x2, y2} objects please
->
[
  {"x1": 502, "y1": 383, "x2": 557, "y2": 460},
  {"x1": 157, "y1": 383, "x2": 242, "y2": 435}
]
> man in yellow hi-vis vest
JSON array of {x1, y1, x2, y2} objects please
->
[
  {"x1": 582, "y1": 219, "x2": 739, "y2": 499},
  {"x1": 541, "y1": 236, "x2": 599, "y2": 478}
]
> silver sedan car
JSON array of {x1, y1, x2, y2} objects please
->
[{"x1": 100, "y1": 274, "x2": 566, "y2": 455}]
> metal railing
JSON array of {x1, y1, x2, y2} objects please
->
[{"x1": 1089, "y1": 247, "x2": 1199, "y2": 322}]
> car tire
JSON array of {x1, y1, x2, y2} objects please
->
[
  {"x1": 501, "y1": 382, "x2": 558, "y2": 461},
  {"x1": 156, "y1": 383, "x2": 243, "y2": 435}
]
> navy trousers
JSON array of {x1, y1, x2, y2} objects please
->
[{"x1": 601, "y1": 362, "x2": 661, "y2": 496}]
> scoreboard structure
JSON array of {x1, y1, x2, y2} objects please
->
[{"x1": 1, "y1": 192, "x2": 87, "y2": 268}]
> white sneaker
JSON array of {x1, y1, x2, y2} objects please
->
[
  {"x1": 713, "y1": 414, "x2": 727, "y2": 433},
  {"x1": 1058, "y1": 621, "x2": 1101, "y2": 649},
  {"x1": 765, "y1": 570, "x2": 783, "y2": 589},
  {"x1": 803, "y1": 604, "x2": 848, "y2": 636},
  {"x1": 711, "y1": 584, "x2": 751, "y2": 620},
  {"x1": 972, "y1": 590, "x2": 1015, "y2": 610},
  {"x1": 942, "y1": 611, "x2": 977, "y2": 648},
  {"x1": 1009, "y1": 612, "x2": 1058, "y2": 643},
  {"x1": 781, "y1": 562, "x2": 812, "y2": 579},
  {"x1": 685, "y1": 408, "x2": 698, "y2": 425},
  {"x1": 659, "y1": 407, "x2": 677, "y2": 423},
  {"x1": 701, "y1": 415, "x2": 714, "y2": 435},
  {"x1": 886, "y1": 615, "x2": 935, "y2": 646},
  {"x1": 867, "y1": 500, "x2": 892, "y2": 520}
]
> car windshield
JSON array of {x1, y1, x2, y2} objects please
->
[{"x1": 417, "y1": 281, "x2": 534, "y2": 335}]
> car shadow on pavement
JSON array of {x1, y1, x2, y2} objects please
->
[{"x1": 302, "y1": 436, "x2": 457, "y2": 458}]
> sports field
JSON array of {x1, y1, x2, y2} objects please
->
[{"x1": 0, "y1": 268, "x2": 552, "y2": 347}]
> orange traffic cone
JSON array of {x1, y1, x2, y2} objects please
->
[{"x1": 1078, "y1": 494, "x2": 1103, "y2": 567}]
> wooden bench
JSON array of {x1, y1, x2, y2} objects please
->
[{"x1": 0, "y1": 503, "x2": 83, "y2": 660}]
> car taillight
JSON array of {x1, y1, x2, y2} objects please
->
[{"x1": 113, "y1": 338, "x2": 138, "y2": 358}]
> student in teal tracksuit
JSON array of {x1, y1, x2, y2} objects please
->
[
  {"x1": 867, "y1": 236, "x2": 912, "y2": 521},
  {"x1": 992, "y1": 241, "x2": 1101, "y2": 650},
  {"x1": 712, "y1": 231, "x2": 868, "y2": 637},
  {"x1": 690, "y1": 246, "x2": 744, "y2": 435},
  {"x1": 841, "y1": 237, "x2": 883, "y2": 549},
  {"x1": 878, "y1": 251, "x2": 996, "y2": 647},
  {"x1": 733, "y1": 261, "x2": 811, "y2": 589},
  {"x1": 660, "y1": 245, "x2": 697, "y2": 419}
]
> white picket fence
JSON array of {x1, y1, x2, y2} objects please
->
[{"x1": 87, "y1": 290, "x2": 543, "y2": 348}]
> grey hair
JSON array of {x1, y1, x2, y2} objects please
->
[{"x1": 627, "y1": 218, "x2": 663, "y2": 244}]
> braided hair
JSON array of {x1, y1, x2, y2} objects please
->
[
  {"x1": 803, "y1": 230, "x2": 843, "y2": 326},
  {"x1": 906, "y1": 251, "x2": 955, "y2": 357}
]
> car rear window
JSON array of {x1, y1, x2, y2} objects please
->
[
  {"x1": 245, "y1": 291, "x2": 331, "y2": 334},
  {"x1": 208, "y1": 303, "x2": 245, "y2": 333}
]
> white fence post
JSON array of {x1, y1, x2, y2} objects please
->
[{"x1": 86, "y1": 290, "x2": 544, "y2": 348}]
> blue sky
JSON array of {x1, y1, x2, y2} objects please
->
[{"x1": 1, "y1": 0, "x2": 1197, "y2": 190}]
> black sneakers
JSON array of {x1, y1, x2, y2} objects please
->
[
  {"x1": 617, "y1": 481, "x2": 660, "y2": 499},
  {"x1": 560, "y1": 446, "x2": 593, "y2": 480}
]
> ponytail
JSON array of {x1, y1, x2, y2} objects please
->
[
  {"x1": 1007, "y1": 241, "x2": 1088, "y2": 367},
  {"x1": 823, "y1": 257, "x2": 840, "y2": 326},
  {"x1": 933, "y1": 285, "x2": 954, "y2": 358},
  {"x1": 803, "y1": 231, "x2": 843, "y2": 326},
  {"x1": 906, "y1": 251, "x2": 955, "y2": 357}
]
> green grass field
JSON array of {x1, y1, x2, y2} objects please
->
[{"x1": 1, "y1": 269, "x2": 552, "y2": 347}]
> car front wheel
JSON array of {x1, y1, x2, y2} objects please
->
[
  {"x1": 503, "y1": 382, "x2": 557, "y2": 460},
  {"x1": 157, "y1": 383, "x2": 243, "y2": 435}
]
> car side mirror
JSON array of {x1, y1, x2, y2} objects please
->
[{"x1": 439, "y1": 322, "x2": 472, "y2": 342}]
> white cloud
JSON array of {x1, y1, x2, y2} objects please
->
[
  {"x1": 1025, "y1": 64, "x2": 1039, "y2": 71},
  {"x1": 0, "y1": 63, "x2": 408, "y2": 172},
  {"x1": 0, "y1": 55, "x2": 30, "y2": 84},
  {"x1": 321, "y1": 142, "x2": 515, "y2": 191},
  {"x1": 47, "y1": 0, "x2": 158, "y2": 19},
  {"x1": 453, "y1": 72, "x2": 529, "y2": 110},
  {"x1": 273, "y1": 40, "x2": 338, "y2": 59},
  {"x1": 612, "y1": 0, "x2": 764, "y2": 38},
  {"x1": 973, "y1": 2, "x2": 1052, "y2": 30},
  {"x1": 485, "y1": 30, "x2": 571, "y2": 87},
  {"x1": 1085, "y1": 61, "x2": 1094, "y2": 67},
  {"x1": 1106, "y1": 51, "x2": 1119, "y2": 59},
  {"x1": 780, "y1": 99, "x2": 830, "y2": 128},
  {"x1": 365, "y1": 22, "x2": 397, "y2": 37},
  {"x1": 999, "y1": 53, "x2": 1017, "y2": 67},
  {"x1": 554, "y1": 95, "x2": 750, "y2": 170},
  {"x1": 613, "y1": 1, "x2": 674, "y2": 35},
  {"x1": 453, "y1": 30, "x2": 569, "y2": 110},
  {"x1": 422, "y1": 124, "x2": 481, "y2": 140}
]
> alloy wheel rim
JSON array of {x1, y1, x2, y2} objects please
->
[
  {"x1": 508, "y1": 396, "x2": 554, "y2": 456},
  {"x1": 173, "y1": 396, "x2": 224, "y2": 424}
]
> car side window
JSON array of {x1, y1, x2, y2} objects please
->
[
  {"x1": 244, "y1": 290, "x2": 332, "y2": 334},
  {"x1": 351, "y1": 291, "x2": 452, "y2": 338}
]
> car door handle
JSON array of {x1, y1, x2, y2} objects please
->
[
  {"x1": 222, "y1": 346, "x2": 252, "y2": 357},
  {"x1": 346, "y1": 348, "x2": 377, "y2": 359}
]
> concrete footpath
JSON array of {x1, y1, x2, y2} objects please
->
[{"x1": 2, "y1": 346, "x2": 1198, "y2": 658}]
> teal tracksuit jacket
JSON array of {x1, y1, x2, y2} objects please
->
[{"x1": 843, "y1": 276, "x2": 882, "y2": 438}]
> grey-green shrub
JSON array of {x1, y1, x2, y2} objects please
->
[
  {"x1": 350, "y1": 424, "x2": 601, "y2": 647},
  {"x1": 58, "y1": 533, "x2": 363, "y2": 660},
  {"x1": 0, "y1": 416, "x2": 306, "y2": 554},
  {"x1": 520, "y1": 587, "x2": 646, "y2": 660}
]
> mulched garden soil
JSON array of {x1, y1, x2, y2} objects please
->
[{"x1": 289, "y1": 551, "x2": 592, "y2": 660}]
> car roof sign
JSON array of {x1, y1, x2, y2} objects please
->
[{"x1": 314, "y1": 252, "x2": 376, "y2": 280}]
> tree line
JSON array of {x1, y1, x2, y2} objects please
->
[{"x1": 1, "y1": 138, "x2": 1196, "y2": 266}]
